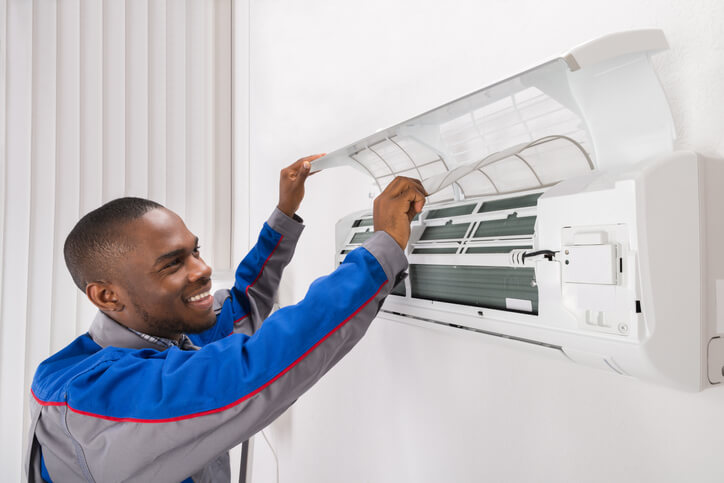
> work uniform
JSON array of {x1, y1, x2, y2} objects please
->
[{"x1": 25, "y1": 209, "x2": 407, "y2": 482}]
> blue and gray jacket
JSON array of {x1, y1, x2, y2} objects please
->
[{"x1": 25, "y1": 209, "x2": 407, "y2": 482}]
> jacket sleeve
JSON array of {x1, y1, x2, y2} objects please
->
[
  {"x1": 33, "y1": 231, "x2": 407, "y2": 483},
  {"x1": 189, "y1": 208, "x2": 305, "y2": 346}
]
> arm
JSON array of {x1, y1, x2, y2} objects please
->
[
  {"x1": 225, "y1": 208, "x2": 304, "y2": 333},
  {"x1": 191, "y1": 208, "x2": 304, "y2": 346},
  {"x1": 191, "y1": 155, "x2": 322, "y2": 345},
  {"x1": 33, "y1": 232, "x2": 406, "y2": 482}
]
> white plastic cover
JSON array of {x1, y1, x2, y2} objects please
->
[{"x1": 312, "y1": 29, "x2": 673, "y2": 202}]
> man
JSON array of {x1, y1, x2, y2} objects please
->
[{"x1": 25, "y1": 154, "x2": 427, "y2": 482}]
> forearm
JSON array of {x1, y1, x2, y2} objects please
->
[
  {"x1": 208, "y1": 208, "x2": 304, "y2": 342},
  {"x1": 242, "y1": 208, "x2": 304, "y2": 325}
]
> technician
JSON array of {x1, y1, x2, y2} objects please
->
[{"x1": 25, "y1": 155, "x2": 427, "y2": 482}]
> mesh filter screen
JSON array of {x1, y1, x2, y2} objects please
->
[
  {"x1": 410, "y1": 264, "x2": 538, "y2": 313},
  {"x1": 420, "y1": 223, "x2": 470, "y2": 241},
  {"x1": 412, "y1": 247, "x2": 459, "y2": 254},
  {"x1": 353, "y1": 218, "x2": 374, "y2": 227},
  {"x1": 350, "y1": 231, "x2": 374, "y2": 244},
  {"x1": 474, "y1": 216, "x2": 536, "y2": 238},
  {"x1": 479, "y1": 193, "x2": 542, "y2": 213},
  {"x1": 426, "y1": 203, "x2": 477, "y2": 219}
]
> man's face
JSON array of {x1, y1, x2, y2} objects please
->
[{"x1": 113, "y1": 208, "x2": 216, "y2": 338}]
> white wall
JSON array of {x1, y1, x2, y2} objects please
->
[{"x1": 248, "y1": 1, "x2": 724, "y2": 482}]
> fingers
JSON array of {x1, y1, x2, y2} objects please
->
[
  {"x1": 384, "y1": 176, "x2": 429, "y2": 198},
  {"x1": 293, "y1": 153, "x2": 325, "y2": 166},
  {"x1": 300, "y1": 153, "x2": 325, "y2": 162},
  {"x1": 292, "y1": 153, "x2": 324, "y2": 172},
  {"x1": 372, "y1": 176, "x2": 428, "y2": 250},
  {"x1": 276, "y1": 154, "x2": 324, "y2": 218},
  {"x1": 294, "y1": 153, "x2": 325, "y2": 181},
  {"x1": 385, "y1": 178, "x2": 427, "y2": 209},
  {"x1": 377, "y1": 176, "x2": 428, "y2": 224},
  {"x1": 401, "y1": 185, "x2": 426, "y2": 204},
  {"x1": 399, "y1": 186, "x2": 427, "y2": 216}
]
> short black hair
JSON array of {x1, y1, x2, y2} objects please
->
[{"x1": 64, "y1": 197, "x2": 163, "y2": 291}]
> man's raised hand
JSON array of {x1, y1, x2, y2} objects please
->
[
  {"x1": 373, "y1": 176, "x2": 428, "y2": 249},
  {"x1": 277, "y1": 154, "x2": 325, "y2": 218}
]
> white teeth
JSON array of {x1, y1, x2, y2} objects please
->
[{"x1": 187, "y1": 291, "x2": 211, "y2": 302}]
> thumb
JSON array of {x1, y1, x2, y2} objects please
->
[
  {"x1": 297, "y1": 153, "x2": 324, "y2": 181},
  {"x1": 298, "y1": 160, "x2": 312, "y2": 181}
]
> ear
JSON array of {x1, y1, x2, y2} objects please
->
[{"x1": 86, "y1": 282, "x2": 125, "y2": 312}]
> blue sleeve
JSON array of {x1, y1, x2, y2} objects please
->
[
  {"x1": 222, "y1": 222, "x2": 283, "y2": 328},
  {"x1": 189, "y1": 209, "x2": 304, "y2": 347}
]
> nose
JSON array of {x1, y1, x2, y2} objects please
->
[{"x1": 188, "y1": 254, "x2": 212, "y2": 282}]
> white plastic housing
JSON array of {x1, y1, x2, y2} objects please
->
[{"x1": 336, "y1": 152, "x2": 724, "y2": 391}]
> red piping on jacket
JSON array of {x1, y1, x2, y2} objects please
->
[
  {"x1": 227, "y1": 234, "x2": 283, "y2": 335},
  {"x1": 31, "y1": 279, "x2": 388, "y2": 423},
  {"x1": 245, "y1": 235, "x2": 283, "y2": 298},
  {"x1": 228, "y1": 314, "x2": 249, "y2": 336}
]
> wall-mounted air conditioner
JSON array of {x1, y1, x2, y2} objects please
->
[{"x1": 313, "y1": 30, "x2": 724, "y2": 391}]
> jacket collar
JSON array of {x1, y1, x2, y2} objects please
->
[{"x1": 88, "y1": 311, "x2": 198, "y2": 351}]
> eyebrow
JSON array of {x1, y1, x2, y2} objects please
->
[{"x1": 154, "y1": 237, "x2": 199, "y2": 267}]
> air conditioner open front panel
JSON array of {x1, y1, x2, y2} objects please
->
[
  {"x1": 313, "y1": 29, "x2": 673, "y2": 203},
  {"x1": 314, "y1": 58, "x2": 597, "y2": 203}
]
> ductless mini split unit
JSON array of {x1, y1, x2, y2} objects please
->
[{"x1": 313, "y1": 30, "x2": 724, "y2": 391}]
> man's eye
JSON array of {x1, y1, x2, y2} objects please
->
[{"x1": 163, "y1": 258, "x2": 182, "y2": 270}]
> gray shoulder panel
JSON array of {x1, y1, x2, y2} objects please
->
[{"x1": 213, "y1": 288, "x2": 231, "y2": 315}]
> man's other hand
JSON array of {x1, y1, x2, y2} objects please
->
[
  {"x1": 373, "y1": 176, "x2": 428, "y2": 249},
  {"x1": 277, "y1": 154, "x2": 325, "y2": 218}
]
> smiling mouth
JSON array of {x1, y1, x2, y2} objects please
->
[{"x1": 186, "y1": 290, "x2": 212, "y2": 303}]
